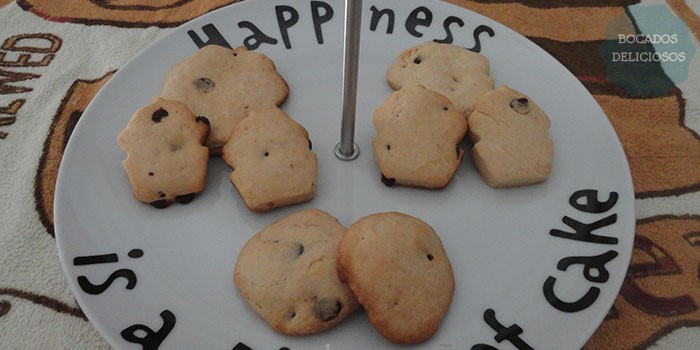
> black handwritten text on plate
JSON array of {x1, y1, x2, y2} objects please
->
[
  {"x1": 544, "y1": 189, "x2": 620, "y2": 312},
  {"x1": 232, "y1": 344, "x2": 290, "y2": 350},
  {"x1": 73, "y1": 248, "x2": 144, "y2": 295},
  {"x1": 73, "y1": 249, "x2": 177, "y2": 348},
  {"x1": 186, "y1": 1, "x2": 494, "y2": 52},
  {"x1": 187, "y1": 1, "x2": 333, "y2": 50},
  {"x1": 368, "y1": 5, "x2": 494, "y2": 52},
  {"x1": 470, "y1": 189, "x2": 622, "y2": 349},
  {"x1": 471, "y1": 309, "x2": 533, "y2": 350},
  {"x1": 121, "y1": 310, "x2": 176, "y2": 350}
]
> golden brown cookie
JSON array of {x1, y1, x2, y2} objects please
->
[
  {"x1": 387, "y1": 41, "x2": 494, "y2": 116},
  {"x1": 468, "y1": 85, "x2": 554, "y2": 188},
  {"x1": 234, "y1": 209, "x2": 359, "y2": 335},
  {"x1": 159, "y1": 45, "x2": 288, "y2": 153},
  {"x1": 337, "y1": 212, "x2": 455, "y2": 345},
  {"x1": 221, "y1": 106, "x2": 317, "y2": 212},
  {"x1": 117, "y1": 98, "x2": 210, "y2": 208},
  {"x1": 372, "y1": 85, "x2": 467, "y2": 189}
]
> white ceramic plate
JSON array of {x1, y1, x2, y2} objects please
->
[{"x1": 55, "y1": 0, "x2": 635, "y2": 349}]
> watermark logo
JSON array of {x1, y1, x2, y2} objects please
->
[{"x1": 600, "y1": 4, "x2": 695, "y2": 97}]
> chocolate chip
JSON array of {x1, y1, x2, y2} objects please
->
[
  {"x1": 427, "y1": 254, "x2": 434, "y2": 261},
  {"x1": 158, "y1": 191, "x2": 166, "y2": 198},
  {"x1": 196, "y1": 116, "x2": 210, "y2": 126},
  {"x1": 314, "y1": 298, "x2": 342, "y2": 322},
  {"x1": 148, "y1": 172, "x2": 154, "y2": 176},
  {"x1": 443, "y1": 106, "x2": 449, "y2": 111},
  {"x1": 150, "y1": 199, "x2": 169, "y2": 209},
  {"x1": 264, "y1": 152, "x2": 269, "y2": 157},
  {"x1": 308, "y1": 139, "x2": 312, "y2": 150},
  {"x1": 152, "y1": 108, "x2": 168, "y2": 123},
  {"x1": 386, "y1": 144, "x2": 391, "y2": 151},
  {"x1": 169, "y1": 143, "x2": 182, "y2": 152},
  {"x1": 509, "y1": 97, "x2": 530, "y2": 114},
  {"x1": 381, "y1": 174, "x2": 396, "y2": 187},
  {"x1": 194, "y1": 77, "x2": 215, "y2": 92},
  {"x1": 175, "y1": 193, "x2": 195, "y2": 204},
  {"x1": 296, "y1": 243, "x2": 304, "y2": 256},
  {"x1": 413, "y1": 56, "x2": 422, "y2": 64}
]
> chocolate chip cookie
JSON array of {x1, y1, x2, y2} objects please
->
[
  {"x1": 117, "y1": 98, "x2": 210, "y2": 208},
  {"x1": 234, "y1": 209, "x2": 359, "y2": 335},
  {"x1": 159, "y1": 45, "x2": 289, "y2": 153},
  {"x1": 337, "y1": 211, "x2": 455, "y2": 344}
]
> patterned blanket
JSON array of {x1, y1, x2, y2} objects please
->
[{"x1": 0, "y1": 0, "x2": 698, "y2": 349}]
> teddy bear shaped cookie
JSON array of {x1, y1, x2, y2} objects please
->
[
  {"x1": 372, "y1": 85, "x2": 468, "y2": 189},
  {"x1": 117, "y1": 98, "x2": 210, "y2": 208},
  {"x1": 387, "y1": 41, "x2": 494, "y2": 116},
  {"x1": 159, "y1": 44, "x2": 289, "y2": 154}
]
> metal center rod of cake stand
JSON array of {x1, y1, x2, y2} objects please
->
[{"x1": 334, "y1": 0, "x2": 362, "y2": 160}]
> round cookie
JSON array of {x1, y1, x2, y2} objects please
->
[
  {"x1": 159, "y1": 44, "x2": 289, "y2": 153},
  {"x1": 117, "y1": 98, "x2": 210, "y2": 208},
  {"x1": 387, "y1": 41, "x2": 494, "y2": 116},
  {"x1": 234, "y1": 209, "x2": 359, "y2": 335},
  {"x1": 337, "y1": 212, "x2": 455, "y2": 345},
  {"x1": 372, "y1": 85, "x2": 467, "y2": 189}
]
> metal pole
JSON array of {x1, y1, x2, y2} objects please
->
[{"x1": 335, "y1": 0, "x2": 361, "y2": 160}]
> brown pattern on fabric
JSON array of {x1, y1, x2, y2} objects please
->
[
  {"x1": 0, "y1": 69, "x2": 40, "y2": 94},
  {"x1": 34, "y1": 71, "x2": 115, "y2": 237},
  {"x1": 0, "y1": 300, "x2": 10, "y2": 317},
  {"x1": 0, "y1": 100, "x2": 22, "y2": 131},
  {"x1": 16, "y1": 0, "x2": 238, "y2": 28},
  {"x1": 0, "y1": 288, "x2": 86, "y2": 320},
  {"x1": 1, "y1": 33, "x2": 62, "y2": 141},
  {"x1": 585, "y1": 216, "x2": 700, "y2": 349},
  {"x1": 445, "y1": 0, "x2": 628, "y2": 41},
  {"x1": 2, "y1": 33, "x2": 62, "y2": 54},
  {"x1": 621, "y1": 234, "x2": 697, "y2": 316},
  {"x1": 596, "y1": 91, "x2": 700, "y2": 198},
  {"x1": 634, "y1": 320, "x2": 700, "y2": 350},
  {"x1": 89, "y1": 0, "x2": 196, "y2": 11},
  {"x1": 460, "y1": 0, "x2": 639, "y2": 8},
  {"x1": 605, "y1": 306, "x2": 619, "y2": 320},
  {"x1": 528, "y1": 37, "x2": 678, "y2": 98}
]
